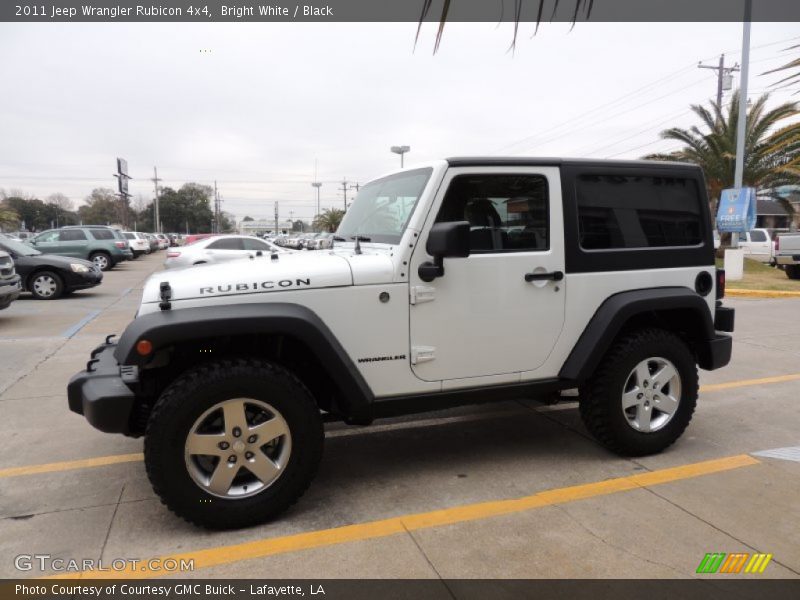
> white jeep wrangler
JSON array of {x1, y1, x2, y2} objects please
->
[{"x1": 68, "y1": 158, "x2": 735, "y2": 529}]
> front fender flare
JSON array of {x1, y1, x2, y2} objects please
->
[{"x1": 115, "y1": 303, "x2": 374, "y2": 422}]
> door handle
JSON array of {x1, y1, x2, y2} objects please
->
[{"x1": 524, "y1": 270, "x2": 564, "y2": 282}]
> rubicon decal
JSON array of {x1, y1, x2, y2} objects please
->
[
  {"x1": 200, "y1": 279, "x2": 311, "y2": 294},
  {"x1": 696, "y1": 552, "x2": 773, "y2": 574}
]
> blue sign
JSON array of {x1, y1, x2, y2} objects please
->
[{"x1": 716, "y1": 187, "x2": 757, "y2": 233}]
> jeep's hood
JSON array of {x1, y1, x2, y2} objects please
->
[
  {"x1": 141, "y1": 252, "x2": 355, "y2": 304},
  {"x1": 141, "y1": 249, "x2": 395, "y2": 305}
]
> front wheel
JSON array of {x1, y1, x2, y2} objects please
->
[
  {"x1": 144, "y1": 358, "x2": 323, "y2": 529},
  {"x1": 29, "y1": 271, "x2": 64, "y2": 300},
  {"x1": 785, "y1": 265, "x2": 800, "y2": 280},
  {"x1": 579, "y1": 328, "x2": 698, "y2": 456}
]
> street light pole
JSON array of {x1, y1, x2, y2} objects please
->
[
  {"x1": 731, "y1": 0, "x2": 752, "y2": 249},
  {"x1": 390, "y1": 145, "x2": 410, "y2": 167}
]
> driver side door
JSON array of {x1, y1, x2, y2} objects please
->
[{"x1": 408, "y1": 167, "x2": 566, "y2": 386}]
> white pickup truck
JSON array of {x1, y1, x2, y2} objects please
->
[{"x1": 774, "y1": 232, "x2": 800, "y2": 279}]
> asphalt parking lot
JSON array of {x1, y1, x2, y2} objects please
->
[{"x1": 0, "y1": 252, "x2": 798, "y2": 580}]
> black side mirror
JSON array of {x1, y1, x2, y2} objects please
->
[{"x1": 418, "y1": 221, "x2": 470, "y2": 282}]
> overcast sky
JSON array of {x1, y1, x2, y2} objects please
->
[{"x1": 0, "y1": 21, "x2": 798, "y2": 224}]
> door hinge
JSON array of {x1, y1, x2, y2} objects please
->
[
  {"x1": 411, "y1": 346, "x2": 436, "y2": 365},
  {"x1": 410, "y1": 286, "x2": 436, "y2": 305}
]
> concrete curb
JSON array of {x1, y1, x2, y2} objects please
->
[{"x1": 726, "y1": 288, "x2": 800, "y2": 299}]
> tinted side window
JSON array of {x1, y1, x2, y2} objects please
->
[
  {"x1": 749, "y1": 230, "x2": 767, "y2": 242},
  {"x1": 242, "y1": 238, "x2": 269, "y2": 251},
  {"x1": 123, "y1": 233, "x2": 135, "y2": 240},
  {"x1": 89, "y1": 229, "x2": 114, "y2": 240},
  {"x1": 576, "y1": 175, "x2": 702, "y2": 249},
  {"x1": 59, "y1": 229, "x2": 87, "y2": 241},
  {"x1": 208, "y1": 238, "x2": 244, "y2": 250},
  {"x1": 436, "y1": 174, "x2": 549, "y2": 253}
]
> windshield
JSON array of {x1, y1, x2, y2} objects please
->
[
  {"x1": 336, "y1": 168, "x2": 432, "y2": 244},
  {"x1": 0, "y1": 238, "x2": 41, "y2": 256}
]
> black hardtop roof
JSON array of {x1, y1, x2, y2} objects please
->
[{"x1": 446, "y1": 156, "x2": 700, "y2": 171}]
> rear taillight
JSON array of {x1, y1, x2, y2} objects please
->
[
  {"x1": 115, "y1": 241, "x2": 126, "y2": 248},
  {"x1": 716, "y1": 268, "x2": 726, "y2": 299},
  {"x1": 167, "y1": 252, "x2": 180, "y2": 258},
  {"x1": 775, "y1": 236, "x2": 780, "y2": 251}
]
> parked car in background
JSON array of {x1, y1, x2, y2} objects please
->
[
  {"x1": 164, "y1": 235, "x2": 287, "y2": 269},
  {"x1": 27, "y1": 226, "x2": 132, "y2": 271},
  {"x1": 306, "y1": 232, "x2": 333, "y2": 250},
  {"x1": 122, "y1": 232, "x2": 151, "y2": 257},
  {"x1": 155, "y1": 233, "x2": 170, "y2": 250},
  {"x1": 13, "y1": 232, "x2": 33, "y2": 242},
  {"x1": 737, "y1": 228, "x2": 776, "y2": 263},
  {"x1": 0, "y1": 250, "x2": 22, "y2": 309},
  {"x1": 144, "y1": 234, "x2": 159, "y2": 253},
  {"x1": 184, "y1": 233, "x2": 215, "y2": 245},
  {"x1": 774, "y1": 232, "x2": 800, "y2": 279},
  {"x1": 0, "y1": 237, "x2": 102, "y2": 299}
]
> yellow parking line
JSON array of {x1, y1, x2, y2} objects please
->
[
  {"x1": 0, "y1": 453, "x2": 143, "y2": 479},
  {"x1": 43, "y1": 454, "x2": 759, "y2": 580},
  {"x1": 2, "y1": 372, "x2": 798, "y2": 481},
  {"x1": 699, "y1": 373, "x2": 800, "y2": 392}
]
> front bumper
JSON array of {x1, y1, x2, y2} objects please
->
[
  {"x1": 67, "y1": 342, "x2": 136, "y2": 434},
  {"x1": 0, "y1": 275, "x2": 22, "y2": 308}
]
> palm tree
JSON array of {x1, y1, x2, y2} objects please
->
[
  {"x1": 763, "y1": 43, "x2": 799, "y2": 94},
  {"x1": 417, "y1": 0, "x2": 592, "y2": 53},
  {"x1": 313, "y1": 208, "x2": 345, "y2": 233},
  {"x1": 645, "y1": 91, "x2": 800, "y2": 215}
]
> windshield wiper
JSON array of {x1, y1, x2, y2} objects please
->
[{"x1": 350, "y1": 235, "x2": 371, "y2": 255}]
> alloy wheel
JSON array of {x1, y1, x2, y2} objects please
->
[
  {"x1": 184, "y1": 398, "x2": 292, "y2": 499},
  {"x1": 621, "y1": 357, "x2": 681, "y2": 433}
]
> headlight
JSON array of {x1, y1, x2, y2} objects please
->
[{"x1": 70, "y1": 263, "x2": 90, "y2": 273}]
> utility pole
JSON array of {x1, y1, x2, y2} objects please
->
[
  {"x1": 274, "y1": 201, "x2": 279, "y2": 234},
  {"x1": 151, "y1": 167, "x2": 162, "y2": 233},
  {"x1": 339, "y1": 179, "x2": 359, "y2": 211},
  {"x1": 214, "y1": 180, "x2": 222, "y2": 233},
  {"x1": 698, "y1": 54, "x2": 739, "y2": 109}
]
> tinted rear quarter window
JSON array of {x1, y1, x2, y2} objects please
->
[
  {"x1": 208, "y1": 238, "x2": 244, "y2": 250},
  {"x1": 58, "y1": 229, "x2": 87, "y2": 241},
  {"x1": 576, "y1": 174, "x2": 703, "y2": 250},
  {"x1": 89, "y1": 229, "x2": 114, "y2": 240}
]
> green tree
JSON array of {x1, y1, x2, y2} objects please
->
[
  {"x1": 242, "y1": 215, "x2": 254, "y2": 222},
  {"x1": 312, "y1": 208, "x2": 345, "y2": 232},
  {"x1": 78, "y1": 188, "x2": 123, "y2": 226},
  {"x1": 645, "y1": 91, "x2": 800, "y2": 214},
  {"x1": 0, "y1": 203, "x2": 19, "y2": 231},
  {"x1": 3, "y1": 196, "x2": 57, "y2": 231},
  {"x1": 141, "y1": 183, "x2": 215, "y2": 233},
  {"x1": 219, "y1": 211, "x2": 237, "y2": 233}
]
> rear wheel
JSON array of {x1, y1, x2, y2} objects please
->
[
  {"x1": 579, "y1": 328, "x2": 698, "y2": 456},
  {"x1": 89, "y1": 252, "x2": 113, "y2": 271},
  {"x1": 785, "y1": 265, "x2": 800, "y2": 280},
  {"x1": 29, "y1": 271, "x2": 64, "y2": 300},
  {"x1": 144, "y1": 358, "x2": 323, "y2": 529}
]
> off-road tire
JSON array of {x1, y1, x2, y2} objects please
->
[
  {"x1": 579, "y1": 328, "x2": 698, "y2": 457},
  {"x1": 785, "y1": 265, "x2": 800, "y2": 280},
  {"x1": 144, "y1": 358, "x2": 323, "y2": 529}
]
